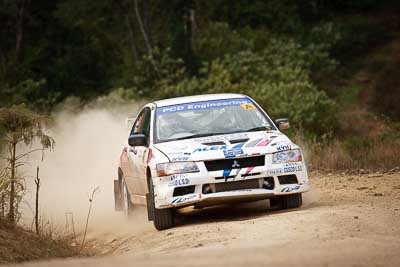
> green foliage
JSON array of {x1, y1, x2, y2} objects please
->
[
  {"x1": 0, "y1": 106, "x2": 55, "y2": 149},
  {"x1": 0, "y1": 79, "x2": 60, "y2": 112},
  {"x1": 1, "y1": 0, "x2": 399, "y2": 137},
  {"x1": 89, "y1": 88, "x2": 138, "y2": 109},
  {"x1": 342, "y1": 136, "x2": 371, "y2": 152},
  {"x1": 155, "y1": 37, "x2": 338, "y2": 135},
  {"x1": 207, "y1": 0, "x2": 302, "y2": 32},
  {"x1": 115, "y1": 47, "x2": 187, "y2": 97},
  {"x1": 194, "y1": 22, "x2": 254, "y2": 62},
  {"x1": 337, "y1": 86, "x2": 362, "y2": 107}
]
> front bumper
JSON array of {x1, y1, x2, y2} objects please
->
[{"x1": 153, "y1": 160, "x2": 309, "y2": 209}]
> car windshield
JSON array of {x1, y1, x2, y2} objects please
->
[{"x1": 154, "y1": 98, "x2": 274, "y2": 142}]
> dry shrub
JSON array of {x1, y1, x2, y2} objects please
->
[
  {"x1": 0, "y1": 221, "x2": 78, "y2": 264},
  {"x1": 301, "y1": 138, "x2": 400, "y2": 171}
]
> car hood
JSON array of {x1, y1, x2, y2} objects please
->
[{"x1": 153, "y1": 131, "x2": 297, "y2": 162}]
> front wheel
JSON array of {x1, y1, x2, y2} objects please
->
[
  {"x1": 270, "y1": 193, "x2": 302, "y2": 210},
  {"x1": 147, "y1": 179, "x2": 175, "y2": 230}
]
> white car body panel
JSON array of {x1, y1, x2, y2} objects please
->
[{"x1": 118, "y1": 94, "x2": 309, "y2": 210}]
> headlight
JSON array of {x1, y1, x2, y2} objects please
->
[
  {"x1": 156, "y1": 162, "x2": 199, "y2": 176},
  {"x1": 272, "y1": 149, "x2": 302, "y2": 164}
]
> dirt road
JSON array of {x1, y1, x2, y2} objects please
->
[{"x1": 7, "y1": 172, "x2": 400, "y2": 267}]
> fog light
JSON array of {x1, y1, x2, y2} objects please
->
[
  {"x1": 263, "y1": 177, "x2": 275, "y2": 190},
  {"x1": 173, "y1": 185, "x2": 195, "y2": 197},
  {"x1": 202, "y1": 184, "x2": 212, "y2": 194}
]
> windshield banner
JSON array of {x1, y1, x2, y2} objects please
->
[{"x1": 157, "y1": 98, "x2": 253, "y2": 114}]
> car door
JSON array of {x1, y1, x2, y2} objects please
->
[{"x1": 127, "y1": 107, "x2": 151, "y2": 204}]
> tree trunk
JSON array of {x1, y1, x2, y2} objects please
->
[
  {"x1": 34, "y1": 166, "x2": 40, "y2": 234},
  {"x1": 115, "y1": 0, "x2": 139, "y2": 62},
  {"x1": 184, "y1": 0, "x2": 197, "y2": 75},
  {"x1": 133, "y1": 0, "x2": 159, "y2": 74},
  {"x1": 133, "y1": 0, "x2": 152, "y2": 56},
  {"x1": 15, "y1": 0, "x2": 27, "y2": 63},
  {"x1": 125, "y1": 14, "x2": 139, "y2": 62},
  {"x1": 8, "y1": 142, "x2": 16, "y2": 224},
  {"x1": 142, "y1": 0, "x2": 152, "y2": 47}
]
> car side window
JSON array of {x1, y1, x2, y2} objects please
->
[
  {"x1": 141, "y1": 109, "x2": 151, "y2": 137},
  {"x1": 131, "y1": 108, "x2": 151, "y2": 136}
]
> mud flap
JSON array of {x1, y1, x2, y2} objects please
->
[
  {"x1": 114, "y1": 180, "x2": 123, "y2": 211},
  {"x1": 146, "y1": 193, "x2": 154, "y2": 221}
]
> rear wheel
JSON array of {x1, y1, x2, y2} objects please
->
[
  {"x1": 147, "y1": 178, "x2": 175, "y2": 230},
  {"x1": 270, "y1": 193, "x2": 302, "y2": 210}
]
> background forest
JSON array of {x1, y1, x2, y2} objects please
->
[{"x1": 1, "y1": 0, "x2": 400, "y2": 169}]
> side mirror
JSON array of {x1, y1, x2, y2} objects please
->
[
  {"x1": 128, "y1": 133, "x2": 147, "y2": 147},
  {"x1": 275, "y1": 118, "x2": 290, "y2": 131}
]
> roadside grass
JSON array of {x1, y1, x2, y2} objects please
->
[
  {"x1": 0, "y1": 221, "x2": 79, "y2": 264},
  {"x1": 0, "y1": 188, "x2": 103, "y2": 264},
  {"x1": 299, "y1": 137, "x2": 400, "y2": 172}
]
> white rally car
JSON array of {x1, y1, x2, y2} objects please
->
[{"x1": 114, "y1": 94, "x2": 309, "y2": 230}]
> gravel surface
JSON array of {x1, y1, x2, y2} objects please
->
[{"x1": 5, "y1": 172, "x2": 400, "y2": 267}]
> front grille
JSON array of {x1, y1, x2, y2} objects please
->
[
  {"x1": 215, "y1": 172, "x2": 262, "y2": 180},
  {"x1": 215, "y1": 175, "x2": 235, "y2": 180},
  {"x1": 204, "y1": 155, "x2": 265, "y2": 172},
  {"x1": 214, "y1": 179, "x2": 260, "y2": 192}
]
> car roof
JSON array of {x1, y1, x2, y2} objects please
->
[{"x1": 153, "y1": 93, "x2": 247, "y2": 107}]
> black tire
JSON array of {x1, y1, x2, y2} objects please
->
[
  {"x1": 122, "y1": 178, "x2": 134, "y2": 217},
  {"x1": 148, "y1": 178, "x2": 175, "y2": 230},
  {"x1": 270, "y1": 193, "x2": 302, "y2": 210}
]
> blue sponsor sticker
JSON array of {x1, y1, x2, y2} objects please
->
[
  {"x1": 223, "y1": 148, "x2": 244, "y2": 158},
  {"x1": 223, "y1": 169, "x2": 231, "y2": 177},
  {"x1": 277, "y1": 145, "x2": 290, "y2": 151},
  {"x1": 281, "y1": 185, "x2": 301, "y2": 193},
  {"x1": 193, "y1": 145, "x2": 227, "y2": 153},
  {"x1": 168, "y1": 178, "x2": 190, "y2": 187},
  {"x1": 157, "y1": 98, "x2": 252, "y2": 114},
  {"x1": 171, "y1": 194, "x2": 197, "y2": 204},
  {"x1": 171, "y1": 155, "x2": 190, "y2": 162}
]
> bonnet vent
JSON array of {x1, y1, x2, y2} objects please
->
[
  {"x1": 229, "y1": 138, "x2": 249, "y2": 144},
  {"x1": 202, "y1": 141, "x2": 226, "y2": 146}
]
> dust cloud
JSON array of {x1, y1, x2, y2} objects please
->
[
  {"x1": 302, "y1": 186, "x2": 320, "y2": 206},
  {"x1": 21, "y1": 102, "x2": 150, "y2": 235},
  {"x1": 20, "y1": 101, "x2": 318, "y2": 236}
]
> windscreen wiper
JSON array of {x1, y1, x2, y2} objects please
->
[
  {"x1": 243, "y1": 126, "x2": 272, "y2": 132},
  {"x1": 172, "y1": 132, "x2": 226, "y2": 141}
]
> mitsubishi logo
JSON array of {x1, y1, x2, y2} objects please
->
[{"x1": 232, "y1": 160, "x2": 240, "y2": 168}]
